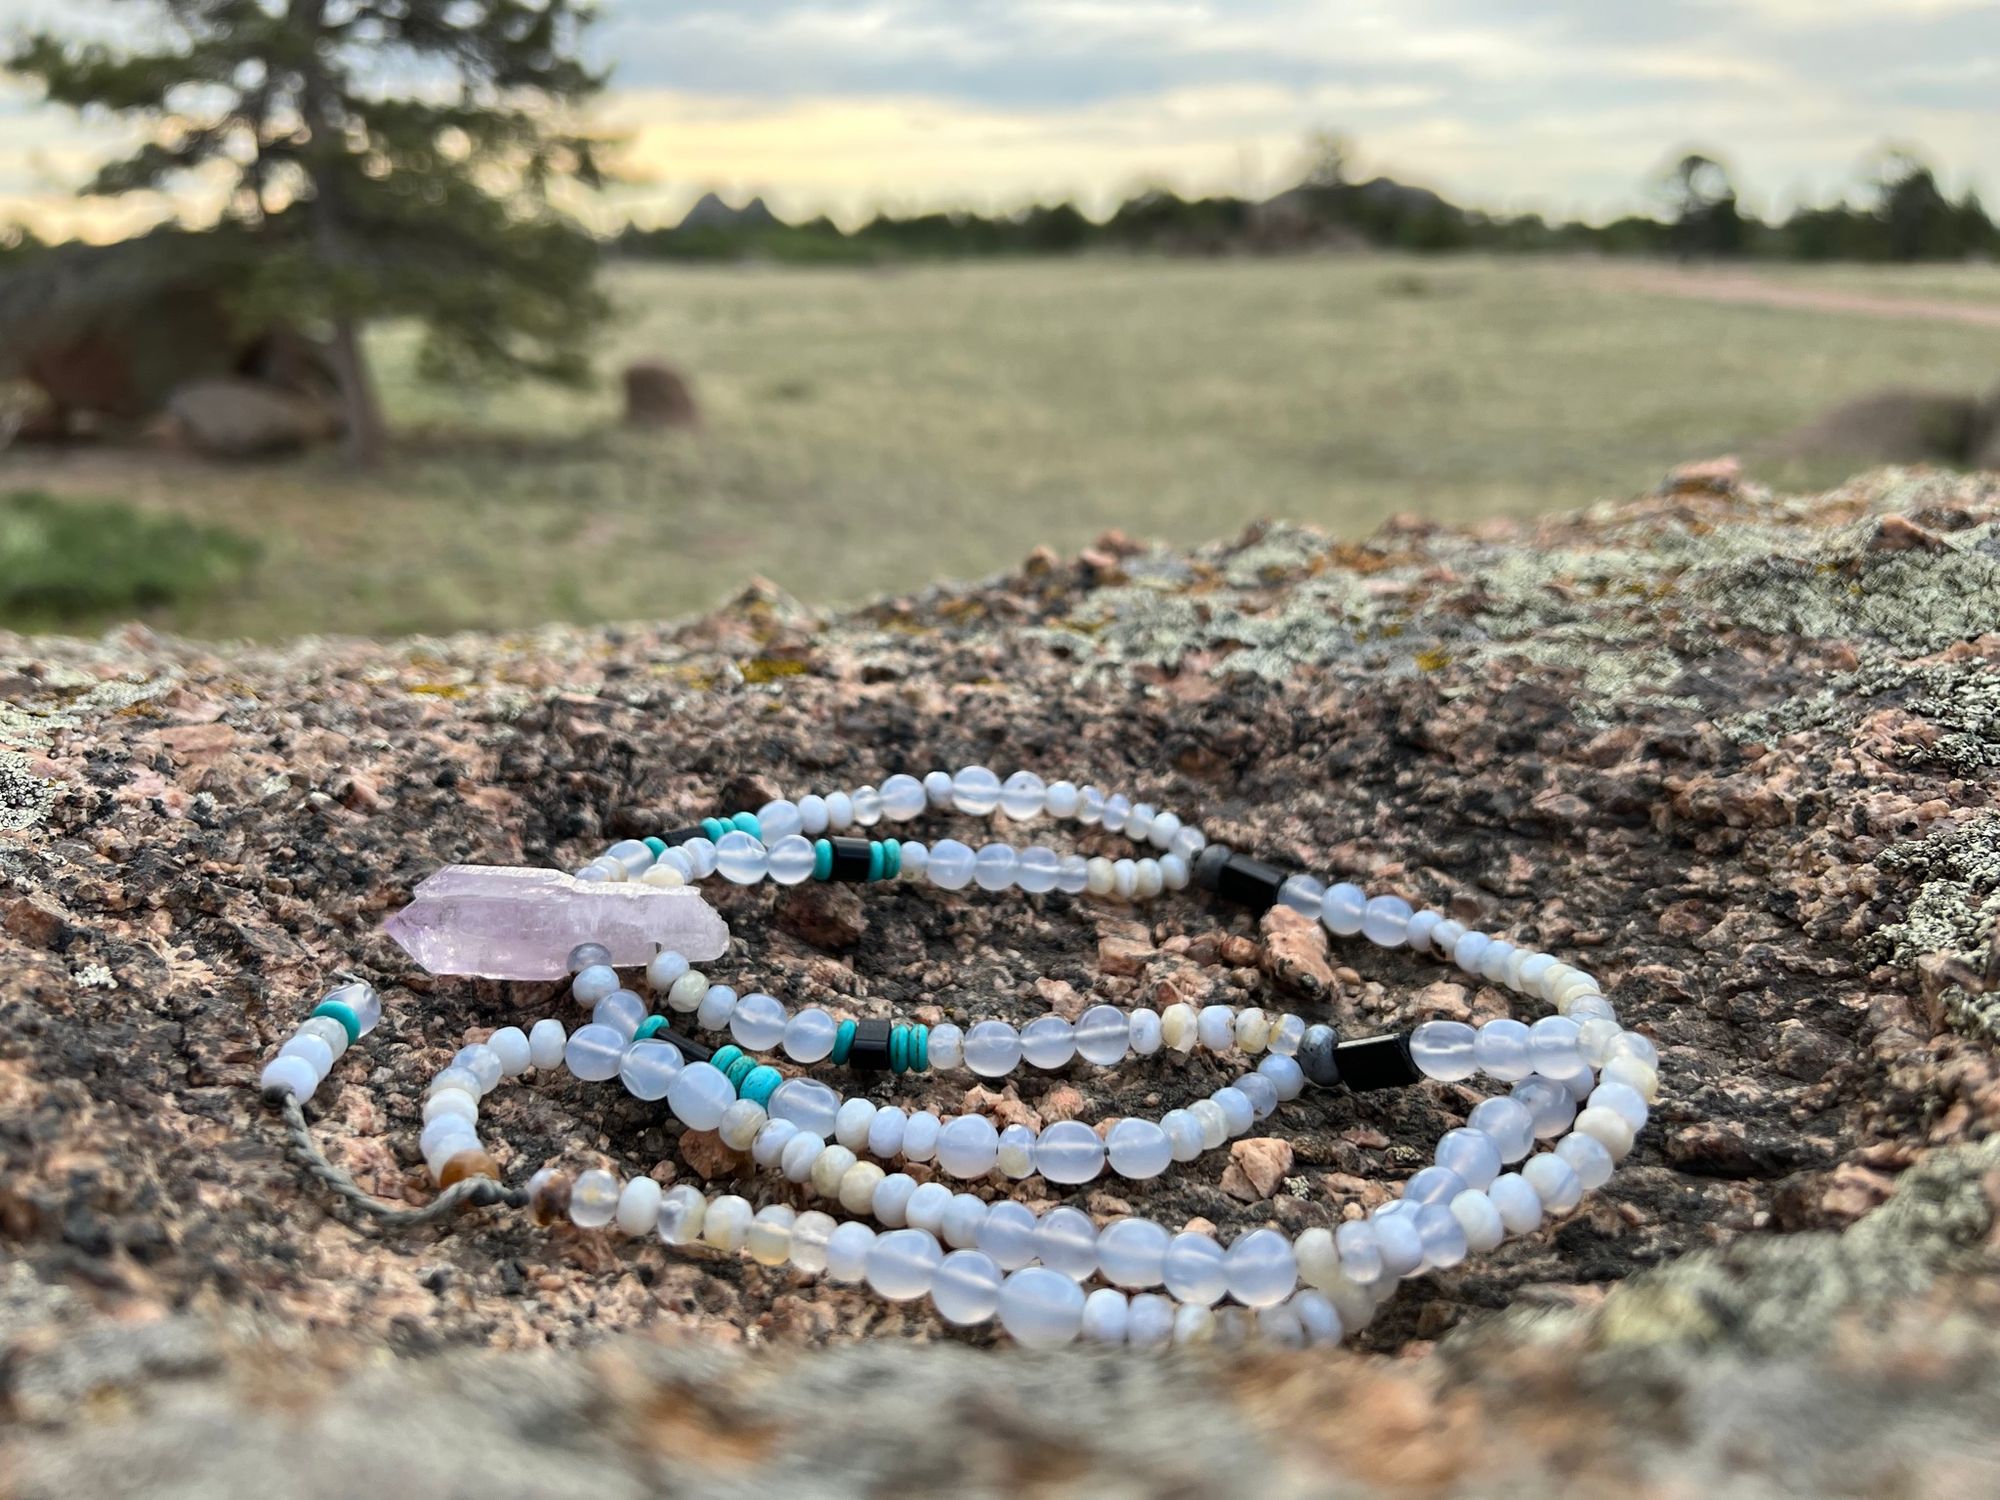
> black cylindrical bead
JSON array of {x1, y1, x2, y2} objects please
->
[
  {"x1": 660, "y1": 824, "x2": 709, "y2": 848},
  {"x1": 1192, "y1": 843, "x2": 1234, "y2": 893},
  {"x1": 1214, "y1": 852, "x2": 1288, "y2": 912},
  {"x1": 1335, "y1": 1033, "x2": 1421, "y2": 1092},
  {"x1": 1297, "y1": 1024, "x2": 1341, "y2": 1087},
  {"x1": 828, "y1": 836, "x2": 874, "y2": 882},
  {"x1": 848, "y1": 1017, "x2": 894, "y2": 1072}
]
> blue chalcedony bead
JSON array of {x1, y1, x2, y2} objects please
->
[
  {"x1": 831, "y1": 1019, "x2": 857, "y2": 1064},
  {"x1": 635, "y1": 1015, "x2": 668, "y2": 1041},
  {"x1": 731, "y1": 811, "x2": 761, "y2": 837},
  {"x1": 310, "y1": 1000, "x2": 362, "y2": 1044},
  {"x1": 813, "y1": 839, "x2": 833, "y2": 881},
  {"x1": 740, "y1": 1065, "x2": 782, "y2": 1106}
]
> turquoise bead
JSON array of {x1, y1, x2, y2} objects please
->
[
  {"x1": 310, "y1": 999, "x2": 361, "y2": 1045},
  {"x1": 913, "y1": 1024, "x2": 929, "y2": 1072},
  {"x1": 701, "y1": 816, "x2": 729, "y2": 842},
  {"x1": 882, "y1": 839, "x2": 901, "y2": 880},
  {"x1": 724, "y1": 1054, "x2": 758, "y2": 1089},
  {"x1": 831, "y1": 1019, "x2": 857, "y2": 1065},
  {"x1": 867, "y1": 842, "x2": 884, "y2": 882},
  {"x1": 643, "y1": 836, "x2": 667, "y2": 856},
  {"x1": 889, "y1": 1026, "x2": 908, "y2": 1073},
  {"x1": 635, "y1": 1015, "x2": 668, "y2": 1041},
  {"x1": 731, "y1": 811, "x2": 761, "y2": 837},
  {"x1": 740, "y1": 1065, "x2": 782, "y2": 1106},
  {"x1": 710, "y1": 1044, "x2": 745, "y2": 1075},
  {"x1": 813, "y1": 839, "x2": 833, "y2": 881}
]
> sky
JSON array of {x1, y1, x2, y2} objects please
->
[{"x1": 4, "y1": 0, "x2": 2000, "y2": 240}]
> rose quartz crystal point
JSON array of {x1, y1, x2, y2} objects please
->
[{"x1": 382, "y1": 865, "x2": 729, "y2": 979}]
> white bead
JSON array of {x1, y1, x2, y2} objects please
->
[
  {"x1": 871, "y1": 1172, "x2": 917, "y2": 1227},
  {"x1": 296, "y1": 1015, "x2": 350, "y2": 1063},
  {"x1": 1020, "y1": 1015, "x2": 1075, "y2": 1069},
  {"x1": 666, "y1": 1060, "x2": 735, "y2": 1130},
  {"x1": 1161, "y1": 1232, "x2": 1227, "y2": 1305},
  {"x1": 1128, "y1": 1009, "x2": 1163, "y2": 1056},
  {"x1": 1588, "y1": 1081, "x2": 1649, "y2": 1133},
  {"x1": 747, "y1": 1208, "x2": 794, "y2": 1267},
  {"x1": 1147, "y1": 809, "x2": 1181, "y2": 850},
  {"x1": 766, "y1": 833, "x2": 816, "y2": 885},
  {"x1": 484, "y1": 1026, "x2": 531, "y2": 1077},
  {"x1": 963, "y1": 1020, "x2": 1022, "y2": 1078},
  {"x1": 1056, "y1": 854, "x2": 1090, "y2": 894},
  {"x1": 1449, "y1": 1189, "x2": 1507, "y2": 1252},
  {"x1": 569, "y1": 1169, "x2": 620, "y2": 1230},
  {"x1": 824, "y1": 1221, "x2": 875, "y2": 1282},
  {"x1": 644, "y1": 950, "x2": 689, "y2": 995},
  {"x1": 1291, "y1": 1289, "x2": 1345, "y2": 1347},
  {"x1": 525, "y1": 1017, "x2": 566, "y2": 1070},
  {"x1": 1161, "y1": 1004, "x2": 1198, "y2": 1053},
  {"x1": 1082, "y1": 1288, "x2": 1130, "y2": 1345},
  {"x1": 1529, "y1": 1014, "x2": 1587, "y2": 1079},
  {"x1": 1414, "y1": 1202, "x2": 1469, "y2": 1269},
  {"x1": 1196, "y1": 1005, "x2": 1235, "y2": 1053},
  {"x1": 1170, "y1": 825, "x2": 1206, "y2": 861},
  {"x1": 901, "y1": 1110, "x2": 942, "y2": 1162},
  {"x1": 935, "y1": 1113, "x2": 1000, "y2": 1178},
  {"x1": 1279, "y1": 873, "x2": 1324, "y2": 915},
  {"x1": 1333, "y1": 1221, "x2": 1384, "y2": 1285},
  {"x1": 832, "y1": 1097, "x2": 876, "y2": 1152},
  {"x1": 1472, "y1": 1018, "x2": 1534, "y2": 1081},
  {"x1": 1074, "y1": 1004, "x2": 1130, "y2": 1065},
  {"x1": 1234, "y1": 1071, "x2": 1279, "y2": 1120},
  {"x1": 1370, "y1": 1207, "x2": 1423, "y2": 1278},
  {"x1": 999, "y1": 769, "x2": 1046, "y2": 820},
  {"x1": 1030, "y1": 1205, "x2": 1099, "y2": 1279},
  {"x1": 940, "y1": 1193, "x2": 987, "y2": 1249},
  {"x1": 898, "y1": 840, "x2": 929, "y2": 880},
  {"x1": 1084, "y1": 856, "x2": 1115, "y2": 895},
  {"x1": 865, "y1": 1228, "x2": 942, "y2": 1301},
  {"x1": 1096, "y1": 1217, "x2": 1170, "y2": 1288},
  {"x1": 1521, "y1": 1152, "x2": 1584, "y2": 1214},
  {"x1": 571, "y1": 964, "x2": 620, "y2": 1006},
  {"x1": 810, "y1": 1143, "x2": 859, "y2": 1197},
  {"x1": 695, "y1": 983, "x2": 737, "y2": 1032},
  {"x1": 997, "y1": 1123, "x2": 1037, "y2": 1178},
  {"x1": 1600, "y1": 1054, "x2": 1660, "y2": 1103},
  {"x1": 1404, "y1": 1165, "x2": 1467, "y2": 1205},
  {"x1": 1105, "y1": 1118, "x2": 1172, "y2": 1180},
  {"x1": 1173, "y1": 1304, "x2": 1217, "y2": 1346},
  {"x1": 1555, "y1": 1131, "x2": 1616, "y2": 1189},
  {"x1": 419, "y1": 1114, "x2": 477, "y2": 1159},
  {"x1": 878, "y1": 773, "x2": 927, "y2": 821},
  {"x1": 1101, "y1": 793, "x2": 1130, "y2": 831},
  {"x1": 1189, "y1": 1099, "x2": 1229, "y2": 1150},
  {"x1": 1125, "y1": 802, "x2": 1156, "y2": 842},
  {"x1": 1133, "y1": 859, "x2": 1164, "y2": 899},
  {"x1": 1234, "y1": 1007, "x2": 1271, "y2": 1055},
  {"x1": 1467, "y1": 1095, "x2": 1536, "y2": 1162},
  {"x1": 279, "y1": 1034, "x2": 334, "y2": 1080},
  {"x1": 751, "y1": 1117, "x2": 799, "y2": 1169},
  {"x1": 795, "y1": 794, "x2": 829, "y2": 835},
  {"x1": 1159, "y1": 853, "x2": 1189, "y2": 891},
  {"x1": 1111, "y1": 858, "x2": 1138, "y2": 900},
  {"x1": 1224, "y1": 1228, "x2": 1298, "y2": 1308},
  {"x1": 719, "y1": 1099, "x2": 768, "y2": 1150},
  {"x1": 1514, "y1": 1076, "x2": 1577, "y2": 1138},
  {"x1": 866, "y1": 1106, "x2": 908, "y2": 1159},
  {"x1": 714, "y1": 830, "x2": 768, "y2": 884},
  {"x1": 921, "y1": 770, "x2": 955, "y2": 808},
  {"x1": 617, "y1": 1039, "x2": 684, "y2": 1100},
  {"x1": 977, "y1": 1200, "x2": 1039, "y2": 1269},
  {"x1": 1161, "y1": 1109, "x2": 1204, "y2": 1162},
  {"x1": 782, "y1": 1008, "x2": 838, "y2": 1063},
  {"x1": 931, "y1": 1250, "x2": 1003, "y2": 1325},
  {"x1": 1487, "y1": 1172, "x2": 1544, "y2": 1235},
  {"x1": 1574, "y1": 1105, "x2": 1637, "y2": 1159},
  {"x1": 563, "y1": 1023, "x2": 625, "y2": 1082},
  {"x1": 824, "y1": 791, "x2": 854, "y2": 831},
  {"x1": 1410, "y1": 1020, "x2": 1478, "y2": 1081},
  {"x1": 1294, "y1": 1226, "x2": 1339, "y2": 1289},
  {"x1": 850, "y1": 785, "x2": 883, "y2": 826},
  {"x1": 951, "y1": 765, "x2": 1002, "y2": 815},
  {"x1": 927, "y1": 839, "x2": 975, "y2": 890},
  {"x1": 422, "y1": 1089, "x2": 478, "y2": 1127},
  {"x1": 615, "y1": 1177, "x2": 662, "y2": 1235},
  {"x1": 998, "y1": 1267, "x2": 1085, "y2": 1348},
  {"x1": 905, "y1": 1180, "x2": 952, "y2": 1234},
  {"x1": 1034, "y1": 1120, "x2": 1105, "y2": 1184}
]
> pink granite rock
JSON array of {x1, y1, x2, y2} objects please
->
[{"x1": 382, "y1": 865, "x2": 729, "y2": 979}]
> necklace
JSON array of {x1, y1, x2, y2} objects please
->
[{"x1": 263, "y1": 765, "x2": 1658, "y2": 1349}]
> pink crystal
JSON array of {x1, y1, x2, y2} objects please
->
[{"x1": 382, "y1": 865, "x2": 730, "y2": 980}]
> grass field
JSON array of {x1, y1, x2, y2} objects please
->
[{"x1": 4, "y1": 253, "x2": 1998, "y2": 639}]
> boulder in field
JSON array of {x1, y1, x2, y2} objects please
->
[
  {"x1": 165, "y1": 377, "x2": 340, "y2": 458},
  {"x1": 622, "y1": 359, "x2": 698, "y2": 429}
]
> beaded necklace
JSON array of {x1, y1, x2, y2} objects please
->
[{"x1": 262, "y1": 766, "x2": 1659, "y2": 1349}]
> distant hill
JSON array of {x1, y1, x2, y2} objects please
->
[{"x1": 677, "y1": 193, "x2": 781, "y2": 233}]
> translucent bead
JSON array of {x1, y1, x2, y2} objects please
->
[
  {"x1": 485, "y1": 1026, "x2": 531, "y2": 1077},
  {"x1": 563, "y1": 1023, "x2": 625, "y2": 1083},
  {"x1": 656, "y1": 1184, "x2": 706, "y2": 1245},
  {"x1": 325, "y1": 981, "x2": 382, "y2": 1036},
  {"x1": 419, "y1": 1114, "x2": 476, "y2": 1160},
  {"x1": 878, "y1": 773, "x2": 927, "y2": 821},
  {"x1": 1020, "y1": 1015, "x2": 1075, "y2": 1069},
  {"x1": 1333, "y1": 1220, "x2": 1384, "y2": 1285},
  {"x1": 1025, "y1": 1204, "x2": 1094, "y2": 1279},
  {"x1": 1611, "y1": 1030, "x2": 1659, "y2": 1068},
  {"x1": 1234, "y1": 1007, "x2": 1271, "y2": 1055},
  {"x1": 571, "y1": 964, "x2": 620, "y2": 1007},
  {"x1": 279, "y1": 1034, "x2": 334, "y2": 1080},
  {"x1": 1528, "y1": 1015, "x2": 1587, "y2": 1079},
  {"x1": 974, "y1": 1199, "x2": 1038, "y2": 1269},
  {"x1": 592, "y1": 990, "x2": 646, "y2": 1042},
  {"x1": 1056, "y1": 854, "x2": 1090, "y2": 894},
  {"x1": 824, "y1": 1222, "x2": 875, "y2": 1283},
  {"x1": 1101, "y1": 793, "x2": 1130, "y2": 832},
  {"x1": 998, "y1": 770, "x2": 1045, "y2": 820},
  {"x1": 1471, "y1": 1018, "x2": 1534, "y2": 1081},
  {"x1": 1513, "y1": 1076, "x2": 1577, "y2": 1138},
  {"x1": 1516, "y1": 951, "x2": 1557, "y2": 993},
  {"x1": 1119, "y1": 1292, "x2": 1169, "y2": 1349},
  {"x1": 1555, "y1": 1131, "x2": 1616, "y2": 1189},
  {"x1": 809, "y1": 1142, "x2": 858, "y2": 1198},
  {"x1": 1522, "y1": 1152, "x2": 1584, "y2": 1214},
  {"x1": 1436, "y1": 1127, "x2": 1503, "y2": 1190},
  {"x1": 1040, "y1": 779, "x2": 1078, "y2": 818},
  {"x1": 1234, "y1": 1072, "x2": 1279, "y2": 1120},
  {"x1": 702, "y1": 1194, "x2": 754, "y2": 1252},
  {"x1": 963, "y1": 1020, "x2": 1023, "y2": 1078},
  {"x1": 1370, "y1": 1207, "x2": 1423, "y2": 1278},
  {"x1": 1601, "y1": 1054, "x2": 1660, "y2": 1103},
  {"x1": 1161, "y1": 1003, "x2": 1197, "y2": 1053},
  {"x1": 568, "y1": 1169, "x2": 620, "y2": 1230},
  {"x1": 616, "y1": 1177, "x2": 662, "y2": 1236},
  {"x1": 422, "y1": 1089, "x2": 477, "y2": 1127},
  {"x1": 751, "y1": 1117, "x2": 798, "y2": 1169},
  {"x1": 1270, "y1": 1013, "x2": 1305, "y2": 1057},
  {"x1": 850, "y1": 785, "x2": 883, "y2": 826},
  {"x1": 1211, "y1": 1087, "x2": 1255, "y2": 1137},
  {"x1": 1569, "y1": 994, "x2": 1618, "y2": 1024},
  {"x1": 973, "y1": 843, "x2": 1018, "y2": 891},
  {"x1": 1161, "y1": 1109, "x2": 1204, "y2": 1162},
  {"x1": 714, "y1": 831, "x2": 768, "y2": 885},
  {"x1": 999, "y1": 1267, "x2": 1085, "y2": 1348},
  {"x1": 755, "y1": 799, "x2": 803, "y2": 841},
  {"x1": 932, "y1": 1249, "x2": 1003, "y2": 1325},
  {"x1": 927, "y1": 1024, "x2": 963, "y2": 1070},
  {"x1": 1016, "y1": 846, "x2": 1060, "y2": 893},
  {"x1": 297, "y1": 1015, "x2": 351, "y2": 1064},
  {"x1": 936, "y1": 1114, "x2": 1000, "y2": 1178},
  {"x1": 942, "y1": 1193, "x2": 988, "y2": 1249},
  {"x1": 720, "y1": 1099, "x2": 769, "y2": 1151},
  {"x1": 1291, "y1": 1289, "x2": 1345, "y2": 1347},
  {"x1": 793, "y1": 795, "x2": 830, "y2": 836},
  {"x1": 1404, "y1": 1165, "x2": 1467, "y2": 1206},
  {"x1": 1298, "y1": 1024, "x2": 1340, "y2": 1087},
  {"x1": 825, "y1": 792, "x2": 853, "y2": 831},
  {"x1": 568, "y1": 941, "x2": 614, "y2": 973},
  {"x1": 1106, "y1": 1118, "x2": 1172, "y2": 1180},
  {"x1": 1162, "y1": 1232, "x2": 1228, "y2": 1305},
  {"x1": 1225, "y1": 1228, "x2": 1298, "y2": 1307},
  {"x1": 1410, "y1": 1020, "x2": 1478, "y2": 1081},
  {"x1": 1125, "y1": 803, "x2": 1156, "y2": 842},
  {"x1": 666, "y1": 1061, "x2": 736, "y2": 1131},
  {"x1": 1196, "y1": 1005, "x2": 1235, "y2": 1053},
  {"x1": 1145, "y1": 809, "x2": 1180, "y2": 851},
  {"x1": 852, "y1": 1106, "x2": 902, "y2": 1162},
  {"x1": 832, "y1": 1097, "x2": 876, "y2": 1152},
  {"x1": 1362, "y1": 894, "x2": 1414, "y2": 947},
  {"x1": 780, "y1": 1131, "x2": 825, "y2": 1184},
  {"x1": 1128, "y1": 1009, "x2": 1163, "y2": 1056},
  {"x1": 1258, "y1": 1053, "x2": 1305, "y2": 1102},
  {"x1": 1082, "y1": 1288, "x2": 1130, "y2": 1345},
  {"x1": 1096, "y1": 1217, "x2": 1170, "y2": 1288},
  {"x1": 1487, "y1": 1172, "x2": 1543, "y2": 1235},
  {"x1": 1111, "y1": 858, "x2": 1139, "y2": 899},
  {"x1": 1035, "y1": 1120, "x2": 1106, "y2": 1184},
  {"x1": 1159, "y1": 853, "x2": 1189, "y2": 891},
  {"x1": 901, "y1": 1110, "x2": 942, "y2": 1162},
  {"x1": 666, "y1": 970, "x2": 707, "y2": 1013},
  {"x1": 682, "y1": 838, "x2": 721, "y2": 879},
  {"x1": 1074, "y1": 1005, "x2": 1130, "y2": 1065},
  {"x1": 1467, "y1": 1095, "x2": 1537, "y2": 1162},
  {"x1": 1189, "y1": 1099, "x2": 1229, "y2": 1150},
  {"x1": 427, "y1": 1066, "x2": 481, "y2": 1100},
  {"x1": 871, "y1": 1172, "x2": 917, "y2": 1227},
  {"x1": 789, "y1": 1210, "x2": 836, "y2": 1273},
  {"x1": 1453, "y1": 931, "x2": 1491, "y2": 973},
  {"x1": 1414, "y1": 1202, "x2": 1468, "y2": 1268},
  {"x1": 769, "y1": 1077, "x2": 842, "y2": 1136},
  {"x1": 1588, "y1": 1081, "x2": 1649, "y2": 1134},
  {"x1": 1320, "y1": 883, "x2": 1367, "y2": 936},
  {"x1": 606, "y1": 838, "x2": 655, "y2": 875},
  {"x1": 1294, "y1": 1226, "x2": 1339, "y2": 1289},
  {"x1": 618, "y1": 1039, "x2": 684, "y2": 1100},
  {"x1": 746, "y1": 1214, "x2": 793, "y2": 1267},
  {"x1": 644, "y1": 950, "x2": 689, "y2": 995},
  {"x1": 904, "y1": 1180, "x2": 952, "y2": 1234},
  {"x1": 1279, "y1": 873, "x2": 1324, "y2": 916},
  {"x1": 996, "y1": 1123, "x2": 1037, "y2": 1178},
  {"x1": 764, "y1": 833, "x2": 816, "y2": 886},
  {"x1": 1404, "y1": 910, "x2": 1442, "y2": 953},
  {"x1": 1450, "y1": 1188, "x2": 1506, "y2": 1252},
  {"x1": 1477, "y1": 939, "x2": 1517, "y2": 984},
  {"x1": 519, "y1": 1018, "x2": 563, "y2": 1072},
  {"x1": 1173, "y1": 1305, "x2": 1217, "y2": 1346},
  {"x1": 728, "y1": 992, "x2": 787, "y2": 1051},
  {"x1": 781, "y1": 1007, "x2": 837, "y2": 1064},
  {"x1": 864, "y1": 1228, "x2": 943, "y2": 1301},
  {"x1": 951, "y1": 765, "x2": 1002, "y2": 816},
  {"x1": 926, "y1": 838, "x2": 976, "y2": 890}
]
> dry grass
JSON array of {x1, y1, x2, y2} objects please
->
[{"x1": 4, "y1": 253, "x2": 1997, "y2": 639}]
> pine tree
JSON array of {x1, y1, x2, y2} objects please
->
[{"x1": 11, "y1": 0, "x2": 610, "y2": 463}]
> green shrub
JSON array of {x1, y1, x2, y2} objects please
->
[{"x1": 0, "y1": 490, "x2": 259, "y2": 630}]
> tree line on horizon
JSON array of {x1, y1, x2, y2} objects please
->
[{"x1": 613, "y1": 144, "x2": 2000, "y2": 267}]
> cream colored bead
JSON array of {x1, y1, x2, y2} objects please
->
[
  {"x1": 1112, "y1": 859, "x2": 1138, "y2": 900},
  {"x1": 1190, "y1": 1098, "x2": 1229, "y2": 1150},
  {"x1": 640, "y1": 863, "x2": 685, "y2": 888},
  {"x1": 1085, "y1": 857, "x2": 1115, "y2": 896},
  {"x1": 1134, "y1": 859, "x2": 1164, "y2": 899},
  {"x1": 667, "y1": 969, "x2": 708, "y2": 1013},
  {"x1": 1294, "y1": 1226, "x2": 1340, "y2": 1290},
  {"x1": 1577, "y1": 1016, "x2": 1622, "y2": 1067},
  {"x1": 811, "y1": 1143, "x2": 859, "y2": 1197},
  {"x1": 1234, "y1": 1008, "x2": 1271, "y2": 1056},
  {"x1": 1161, "y1": 1003, "x2": 1198, "y2": 1053},
  {"x1": 1173, "y1": 1303, "x2": 1217, "y2": 1345},
  {"x1": 1573, "y1": 1105, "x2": 1636, "y2": 1159},
  {"x1": 1600, "y1": 1055, "x2": 1659, "y2": 1103},
  {"x1": 746, "y1": 1218, "x2": 792, "y2": 1266},
  {"x1": 718, "y1": 1099, "x2": 768, "y2": 1151},
  {"x1": 838, "y1": 1160, "x2": 887, "y2": 1214},
  {"x1": 702, "y1": 1194, "x2": 753, "y2": 1251},
  {"x1": 1317, "y1": 1267, "x2": 1380, "y2": 1334}
]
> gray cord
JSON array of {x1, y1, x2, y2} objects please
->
[{"x1": 267, "y1": 1088, "x2": 528, "y2": 1230}]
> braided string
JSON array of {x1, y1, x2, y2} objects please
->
[{"x1": 266, "y1": 1088, "x2": 527, "y2": 1230}]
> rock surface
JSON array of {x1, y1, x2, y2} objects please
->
[{"x1": 3, "y1": 467, "x2": 1999, "y2": 1494}]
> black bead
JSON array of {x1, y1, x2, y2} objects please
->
[
  {"x1": 1336, "y1": 1032, "x2": 1421, "y2": 1091},
  {"x1": 1298, "y1": 1024, "x2": 1341, "y2": 1087},
  {"x1": 1214, "y1": 853, "x2": 1288, "y2": 912},
  {"x1": 1192, "y1": 843, "x2": 1234, "y2": 892},
  {"x1": 661, "y1": 824, "x2": 709, "y2": 848},
  {"x1": 828, "y1": 836, "x2": 874, "y2": 882},
  {"x1": 848, "y1": 1017, "x2": 894, "y2": 1071}
]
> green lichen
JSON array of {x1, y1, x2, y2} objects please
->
[{"x1": 1875, "y1": 814, "x2": 2000, "y2": 1042}]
